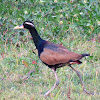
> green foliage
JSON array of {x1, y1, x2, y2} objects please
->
[{"x1": 0, "y1": 0, "x2": 100, "y2": 99}]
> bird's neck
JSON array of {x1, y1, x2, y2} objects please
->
[{"x1": 29, "y1": 28, "x2": 43, "y2": 49}]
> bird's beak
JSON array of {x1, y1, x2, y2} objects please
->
[{"x1": 14, "y1": 24, "x2": 24, "y2": 29}]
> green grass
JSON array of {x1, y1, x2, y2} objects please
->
[{"x1": 0, "y1": 0, "x2": 100, "y2": 99}]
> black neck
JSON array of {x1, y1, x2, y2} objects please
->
[{"x1": 29, "y1": 28, "x2": 43, "y2": 49}]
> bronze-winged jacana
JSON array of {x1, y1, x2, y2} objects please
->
[{"x1": 14, "y1": 21, "x2": 93, "y2": 96}]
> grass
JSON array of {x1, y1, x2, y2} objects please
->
[{"x1": 0, "y1": 0, "x2": 100, "y2": 99}]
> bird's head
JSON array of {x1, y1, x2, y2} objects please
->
[{"x1": 14, "y1": 21, "x2": 35, "y2": 30}]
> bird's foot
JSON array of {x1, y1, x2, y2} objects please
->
[{"x1": 44, "y1": 81, "x2": 59, "y2": 97}]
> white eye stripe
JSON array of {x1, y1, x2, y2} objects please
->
[{"x1": 25, "y1": 22, "x2": 35, "y2": 27}]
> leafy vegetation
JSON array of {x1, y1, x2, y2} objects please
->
[{"x1": 0, "y1": 0, "x2": 100, "y2": 99}]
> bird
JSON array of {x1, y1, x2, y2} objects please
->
[{"x1": 14, "y1": 21, "x2": 93, "y2": 96}]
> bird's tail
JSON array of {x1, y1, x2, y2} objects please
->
[{"x1": 81, "y1": 54, "x2": 90, "y2": 57}]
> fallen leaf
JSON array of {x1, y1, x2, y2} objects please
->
[
  {"x1": 32, "y1": 60, "x2": 37, "y2": 64},
  {"x1": 22, "y1": 60, "x2": 29, "y2": 67}
]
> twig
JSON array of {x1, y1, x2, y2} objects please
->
[
  {"x1": 44, "y1": 24, "x2": 48, "y2": 31},
  {"x1": 2, "y1": 29, "x2": 8, "y2": 38}
]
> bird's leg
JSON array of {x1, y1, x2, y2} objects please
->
[
  {"x1": 44, "y1": 68, "x2": 59, "y2": 96},
  {"x1": 69, "y1": 65, "x2": 93, "y2": 95}
]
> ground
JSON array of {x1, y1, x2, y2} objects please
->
[{"x1": 0, "y1": 0, "x2": 100, "y2": 100}]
